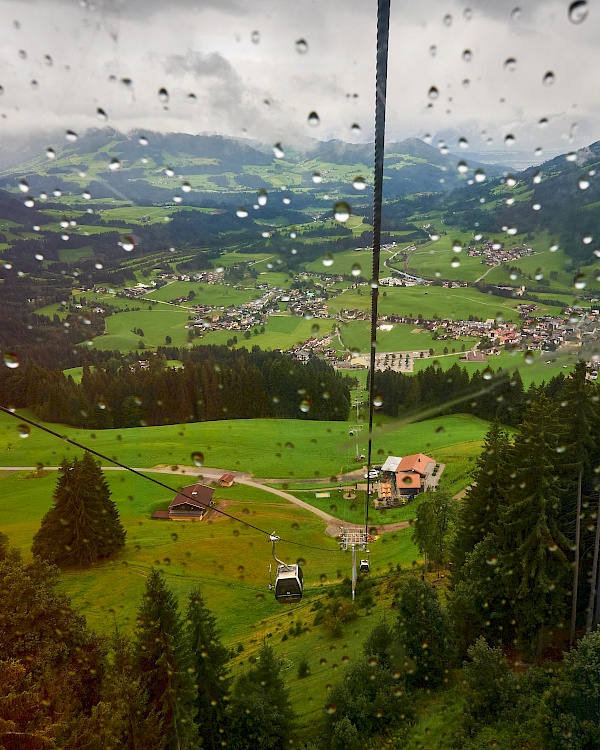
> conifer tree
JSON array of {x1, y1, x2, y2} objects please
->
[
  {"x1": 451, "y1": 422, "x2": 512, "y2": 585},
  {"x1": 31, "y1": 452, "x2": 125, "y2": 566},
  {"x1": 134, "y1": 569, "x2": 199, "y2": 750},
  {"x1": 395, "y1": 577, "x2": 453, "y2": 688},
  {"x1": 496, "y1": 395, "x2": 572, "y2": 659},
  {"x1": 227, "y1": 643, "x2": 294, "y2": 750},
  {"x1": 185, "y1": 588, "x2": 231, "y2": 750}
]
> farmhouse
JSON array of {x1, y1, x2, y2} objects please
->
[
  {"x1": 377, "y1": 453, "x2": 439, "y2": 505},
  {"x1": 219, "y1": 473, "x2": 235, "y2": 488},
  {"x1": 152, "y1": 482, "x2": 215, "y2": 520}
]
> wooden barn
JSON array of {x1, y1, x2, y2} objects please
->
[{"x1": 152, "y1": 482, "x2": 215, "y2": 521}]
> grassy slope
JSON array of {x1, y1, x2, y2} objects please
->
[{"x1": 0, "y1": 410, "x2": 492, "y2": 479}]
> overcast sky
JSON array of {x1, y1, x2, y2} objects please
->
[{"x1": 0, "y1": 0, "x2": 598, "y2": 159}]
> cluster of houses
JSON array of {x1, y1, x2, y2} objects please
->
[
  {"x1": 466, "y1": 241, "x2": 534, "y2": 266},
  {"x1": 374, "y1": 453, "x2": 444, "y2": 506},
  {"x1": 285, "y1": 334, "x2": 339, "y2": 364}
]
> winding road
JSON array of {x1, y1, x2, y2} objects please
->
[{"x1": 0, "y1": 464, "x2": 409, "y2": 537}]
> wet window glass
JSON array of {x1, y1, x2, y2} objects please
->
[{"x1": 1, "y1": 1, "x2": 600, "y2": 748}]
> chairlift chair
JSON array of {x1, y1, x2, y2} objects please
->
[
  {"x1": 359, "y1": 559, "x2": 371, "y2": 574},
  {"x1": 269, "y1": 534, "x2": 303, "y2": 603}
]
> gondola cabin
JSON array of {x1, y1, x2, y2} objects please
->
[
  {"x1": 274, "y1": 563, "x2": 303, "y2": 603},
  {"x1": 359, "y1": 559, "x2": 371, "y2": 574}
]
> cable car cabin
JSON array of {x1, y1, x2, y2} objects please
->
[
  {"x1": 359, "y1": 559, "x2": 371, "y2": 574},
  {"x1": 274, "y1": 564, "x2": 303, "y2": 603}
]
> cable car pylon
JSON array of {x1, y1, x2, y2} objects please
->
[{"x1": 339, "y1": 527, "x2": 368, "y2": 601}]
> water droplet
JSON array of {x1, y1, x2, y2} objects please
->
[
  {"x1": 191, "y1": 451, "x2": 204, "y2": 467},
  {"x1": 351, "y1": 263, "x2": 361, "y2": 277},
  {"x1": 273, "y1": 143, "x2": 284, "y2": 159},
  {"x1": 507, "y1": 226, "x2": 517, "y2": 235},
  {"x1": 251, "y1": 30, "x2": 260, "y2": 44},
  {"x1": 173, "y1": 196, "x2": 183, "y2": 203},
  {"x1": 165, "y1": 167, "x2": 175, "y2": 177},
  {"x1": 94, "y1": 262, "x2": 103, "y2": 270},
  {"x1": 430, "y1": 233, "x2": 440, "y2": 242},
  {"x1": 311, "y1": 172, "x2": 322, "y2": 184},
  {"x1": 583, "y1": 234, "x2": 593, "y2": 244},
  {"x1": 464, "y1": 7, "x2": 473, "y2": 20},
  {"x1": 307, "y1": 111, "x2": 320, "y2": 126},
  {"x1": 138, "y1": 135, "x2": 149, "y2": 146},
  {"x1": 17, "y1": 424, "x2": 30, "y2": 438},
  {"x1": 474, "y1": 233, "x2": 483, "y2": 241},
  {"x1": 96, "y1": 107, "x2": 107, "y2": 120},
  {"x1": 474, "y1": 169, "x2": 486, "y2": 183},
  {"x1": 373, "y1": 395, "x2": 383, "y2": 407},
  {"x1": 18, "y1": 179, "x2": 29, "y2": 193},
  {"x1": 236, "y1": 207, "x2": 249, "y2": 219},
  {"x1": 295, "y1": 38, "x2": 308, "y2": 54},
  {"x1": 568, "y1": 1, "x2": 588, "y2": 24},
  {"x1": 524, "y1": 350, "x2": 535, "y2": 364},
  {"x1": 181, "y1": 182, "x2": 192, "y2": 193},
  {"x1": 543, "y1": 71, "x2": 555, "y2": 86},
  {"x1": 158, "y1": 87, "x2": 169, "y2": 103},
  {"x1": 429, "y1": 45, "x2": 437, "y2": 57},
  {"x1": 533, "y1": 171, "x2": 542, "y2": 184},
  {"x1": 82, "y1": 190, "x2": 91, "y2": 200},
  {"x1": 121, "y1": 236, "x2": 135, "y2": 252},
  {"x1": 574, "y1": 273, "x2": 586, "y2": 289},
  {"x1": 352, "y1": 176, "x2": 366, "y2": 191},
  {"x1": 24, "y1": 199, "x2": 34, "y2": 208},
  {"x1": 504, "y1": 57, "x2": 517, "y2": 72},
  {"x1": 18, "y1": 49, "x2": 27, "y2": 60},
  {"x1": 511, "y1": 7, "x2": 522, "y2": 21},
  {"x1": 109, "y1": 158, "x2": 121, "y2": 171},
  {"x1": 45, "y1": 147, "x2": 56, "y2": 159},
  {"x1": 65, "y1": 130, "x2": 78, "y2": 142},
  {"x1": 462, "y1": 49, "x2": 472, "y2": 62},
  {"x1": 457, "y1": 161, "x2": 468, "y2": 174},
  {"x1": 428, "y1": 86, "x2": 439, "y2": 100},
  {"x1": 451, "y1": 259, "x2": 460, "y2": 268},
  {"x1": 333, "y1": 202, "x2": 350, "y2": 223},
  {"x1": 254, "y1": 189, "x2": 267, "y2": 207},
  {"x1": 482, "y1": 367, "x2": 493, "y2": 380},
  {"x1": 3, "y1": 352, "x2": 19, "y2": 369},
  {"x1": 505, "y1": 134, "x2": 515, "y2": 146},
  {"x1": 322, "y1": 254, "x2": 334, "y2": 267},
  {"x1": 579, "y1": 177, "x2": 590, "y2": 190},
  {"x1": 350, "y1": 123, "x2": 361, "y2": 134},
  {"x1": 325, "y1": 704, "x2": 337, "y2": 715},
  {"x1": 458, "y1": 137, "x2": 469, "y2": 150},
  {"x1": 532, "y1": 203, "x2": 541, "y2": 211},
  {"x1": 443, "y1": 13, "x2": 452, "y2": 25},
  {"x1": 486, "y1": 555, "x2": 498, "y2": 566},
  {"x1": 452, "y1": 241, "x2": 463, "y2": 252},
  {"x1": 282, "y1": 197, "x2": 291, "y2": 205},
  {"x1": 299, "y1": 399, "x2": 311, "y2": 413}
]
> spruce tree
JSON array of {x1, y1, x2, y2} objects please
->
[
  {"x1": 185, "y1": 588, "x2": 231, "y2": 750},
  {"x1": 451, "y1": 422, "x2": 512, "y2": 585},
  {"x1": 496, "y1": 395, "x2": 572, "y2": 659},
  {"x1": 31, "y1": 453, "x2": 125, "y2": 567},
  {"x1": 134, "y1": 569, "x2": 199, "y2": 750}
]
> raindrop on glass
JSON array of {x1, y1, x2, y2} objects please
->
[
  {"x1": 322, "y1": 254, "x2": 334, "y2": 267},
  {"x1": 457, "y1": 161, "x2": 468, "y2": 174},
  {"x1": 295, "y1": 38, "x2": 308, "y2": 54},
  {"x1": 583, "y1": 234, "x2": 593, "y2": 244},
  {"x1": 351, "y1": 263, "x2": 361, "y2": 277},
  {"x1": 308, "y1": 112, "x2": 320, "y2": 127},
  {"x1": 257, "y1": 189, "x2": 267, "y2": 205},
  {"x1": 17, "y1": 424, "x2": 30, "y2": 438},
  {"x1": 191, "y1": 452, "x2": 205, "y2": 467},
  {"x1": 474, "y1": 169, "x2": 486, "y2": 183},
  {"x1": 443, "y1": 13, "x2": 452, "y2": 25},
  {"x1": 543, "y1": 71, "x2": 555, "y2": 86},
  {"x1": 18, "y1": 179, "x2": 29, "y2": 193},
  {"x1": 350, "y1": 123, "x2": 361, "y2": 134},
  {"x1": 158, "y1": 87, "x2": 169, "y2": 103},
  {"x1": 138, "y1": 135, "x2": 149, "y2": 146},
  {"x1": 299, "y1": 399, "x2": 311, "y2": 413},
  {"x1": 352, "y1": 176, "x2": 366, "y2": 190},
  {"x1": 429, "y1": 45, "x2": 437, "y2": 57},
  {"x1": 3, "y1": 352, "x2": 19, "y2": 369},
  {"x1": 46, "y1": 147, "x2": 56, "y2": 159},
  {"x1": 96, "y1": 107, "x2": 108, "y2": 120},
  {"x1": 333, "y1": 202, "x2": 351, "y2": 223},
  {"x1": 121, "y1": 236, "x2": 135, "y2": 252},
  {"x1": 482, "y1": 367, "x2": 493, "y2": 380},
  {"x1": 109, "y1": 158, "x2": 121, "y2": 171},
  {"x1": 568, "y1": 1, "x2": 588, "y2": 24},
  {"x1": 65, "y1": 130, "x2": 78, "y2": 142},
  {"x1": 312, "y1": 172, "x2": 322, "y2": 184},
  {"x1": 579, "y1": 177, "x2": 590, "y2": 190},
  {"x1": 428, "y1": 86, "x2": 439, "y2": 100},
  {"x1": 504, "y1": 57, "x2": 517, "y2": 72},
  {"x1": 236, "y1": 207, "x2": 249, "y2": 219},
  {"x1": 511, "y1": 7, "x2": 522, "y2": 21},
  {"x1": 273, "y1": 143, "x2": 284, "y2": 159},
  {"x1": 458, "y1": 137, "x2": 469, "y2": 150},
  {"x1": 181, "y1": 182, "x2": 192, "y2": 193},
  {"x1": 462, "y1": 49, "x2": 472, "y2": 62},
  {"x1": 251, "y1": 30, "x2": 260, "y2": 44},
  {"x1": 505, "y1": 134, "x2": 515, "y2": 146}
]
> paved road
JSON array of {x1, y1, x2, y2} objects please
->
[{"x1": 0, "y1": 465, "x2": 406, "y2": 537}]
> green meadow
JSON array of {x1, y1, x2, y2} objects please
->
[
  {"x1": 199, "y1": 313, "x2": 335, "y2": 350},
  {"x1": 0, "y1": 409, "x2": 490, "y2": 480},
  {"x1": 339, "y1": 319, "x2": 479, "y2": 354},
  {"x1": 91, "y1": 308, "x2": 192, "y2": 350},
  {"x1": 145, "y1": 281, "x2": 259, "y2": 307}
]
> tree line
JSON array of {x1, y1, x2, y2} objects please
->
[
  {"x1": 373, "y1": 361, "x2": 536, "y2": 427},
  {"x1": 0, "y1": 345, "x2": 353, "y2": 428}
]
